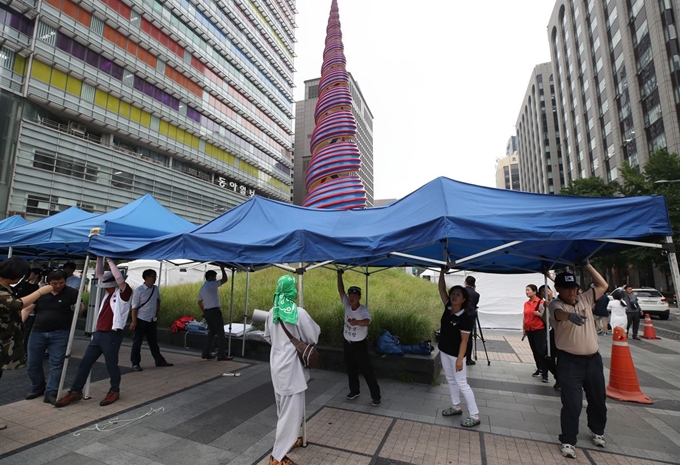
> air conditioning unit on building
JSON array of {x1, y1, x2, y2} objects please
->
[{"x1": 67, "y1": 121, "x2": 86, "y2": 136}]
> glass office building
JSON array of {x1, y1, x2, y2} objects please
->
[{"x1": 0, "y1": 0, "x2": 295, "y2": 223}]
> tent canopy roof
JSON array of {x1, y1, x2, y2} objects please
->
[
  {"x1": 1, "y1": 195, "x2": 195, "y2": 259},
  {"x1": 88, "y1": 177, "x2": 672, "y2": 272}
]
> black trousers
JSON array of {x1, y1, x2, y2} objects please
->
[
  {"x1": 626, "y1": 312, "x2": 641, "y2": 337},
  {"x1": 130, "y1": 319, "x2": 167, "y2": 366},
  {"x1": 202, "y1": 307, "x2": 226, "y2": 356},
  {"x1": 526, "y1": 328, "x2": 547, "y2": 376},
  {"x1": 343, "y1": 339, "x2": 380, "y2": 401},
  {"x1": 556, "y1": 350, "x2": 607, "y2": 446}
]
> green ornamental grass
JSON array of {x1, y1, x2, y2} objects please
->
[{"x1": 155, "y1": 267, "x2": 443, "y2": 347}]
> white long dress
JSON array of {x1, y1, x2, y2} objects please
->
[{"x1": 608, "y1": 298, "x2": 628, "y2": 329}]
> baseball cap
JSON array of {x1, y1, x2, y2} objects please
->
[
  {"x1": 555, "y1": 271, "x2": 579, "y2": 289},
  {"x1": 347, "y1": 286, "x2": 361, "y2": 294},
  {"x1": 97, "y1": 271, "x2": 119, "y2": 288}
]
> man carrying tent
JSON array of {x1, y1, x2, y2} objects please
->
[
  {"x1": 549, "y1": 264, "x2": 608, "y2": 459},
  {"x1": 55, "y1": 258, "x2": 131, "y2": 408},
  {"x1": 198, "y1": 265, "x2": 229, "y2": 360}
]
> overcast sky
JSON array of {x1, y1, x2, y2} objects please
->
[{"x1": 292, "y1": 0, "x2": 558, "y2": 200}]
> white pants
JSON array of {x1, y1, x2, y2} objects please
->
[
  {"x1": 272, "y1": 390, "x2": 305, "y2": 461},
  {"x1": 441, "y1": 351, "x2": 479, "y2": 417}
]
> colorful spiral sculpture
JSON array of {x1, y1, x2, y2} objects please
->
[{"x1": 302, "y1": 0, "x2": 367, "y2": 210}]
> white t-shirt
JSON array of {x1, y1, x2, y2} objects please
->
[
  {"x1": 198, "y1": 280, "x2": 222, "y2": 309},
  {"x1": 608, "y1": 298, "x2": 628, "y2": 329},
  {"x1": 342, "y1": 294, "x2": 371, "y2": 342}
]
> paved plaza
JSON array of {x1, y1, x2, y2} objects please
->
[{"x1": 0, "y1": 326, "x2": 679, "y2": 464}]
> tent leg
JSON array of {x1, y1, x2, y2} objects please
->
[
  {"x1": 665, "y1": 236, "x2": 680, "y2": 308},
  {"x1": 7, "y1": 246, "x2": 12, "y2": 258},
  {"x1": 83, "y1": 372, "x2": 92, "y2": 400},
  {"x1": 365, "y1": 267, "x2": 369, "y2": 308},
  {"x1": 57, "y1": 254, "x2": 91, "y2": 401},
  {"x1": 297, "y1": 263, "x2": 304, "y2": 307},
  {"x1": 226, "y1": 268, "x2": 235, "y2": 360},
  {"x1": 302, "y1": 393, "x2": 307, "y2": 447},
  {"x1": 242, "y1": 270, "x2": 250, "y2": 357}
]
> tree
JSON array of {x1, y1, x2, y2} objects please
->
[{"x1": 559, "y1": 176, "x2": 618, "y2": 197}]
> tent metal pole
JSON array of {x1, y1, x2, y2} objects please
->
[
  {"x1": 595, "y1": 238, "x2": 663, "y2": 248},
  {"x1": 365, "y1": 267, "x2": 369, "y2": 308},
  {"x1": 665, "y1": 236, "x2": 680, "y2": 305},
  {"x1": 389, "y1": 252, "x2": 446, "y2": 266},
  {"x1": 305, "y1": 260, "x2": 333, "y2": 271},
  {"x1": 158, "y1": 261, "x2": 163, "y2": 290},
  {"x1": 242, "y1": 270, "x2": 250, "y2": 357},
  {"x1": 7, "y1": 246, "x2": 12, "y2": 258},
  {"x1": 298, "y1": 263, "x2": 304, "y2": 307},
  {"x1": 57, "y1": 253, "x2": 91, "y2": 401},
  {"x1": 226, "y1": 268, "x2": 235, "y2": 359},
  {"x1": 544, "y1": 274, "x2": 550, "y2": 358}
]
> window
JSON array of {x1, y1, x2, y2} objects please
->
[{"x1": 111, "y1": 169, "x2": 134, "y2": 189}]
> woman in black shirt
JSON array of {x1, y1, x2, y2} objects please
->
[{"x1": 438, "y1": 267, "x2": 480, "y2": 427}]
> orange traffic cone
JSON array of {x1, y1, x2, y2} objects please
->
[
  {"x1": 640, "y1": 313, "x2": 661, "y2": 340},
  {"x1": 606, "y1": 327, "x2": 652, "y2": 404}
]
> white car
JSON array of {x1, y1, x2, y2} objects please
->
[{"x1": 630, "y1": 287, "x2": 670, "y2": 320}]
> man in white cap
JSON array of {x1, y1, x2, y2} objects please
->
[{"x1": 55, "y1": 257, "x2": 132, "y2": 408}]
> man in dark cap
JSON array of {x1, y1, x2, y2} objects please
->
[
  {"x1": 337, "y1": 270, "x2": 381, "y2": 406},
  {"x1": 55, "y1": 257, "x2": 131, "y2": 408},
  {"x1": 549, "y1": 263, "x2": 608, "y2": 459}
]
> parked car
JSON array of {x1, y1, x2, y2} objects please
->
[{"x1": 625, "y1": 287, "x2": 670, "y2": 320}]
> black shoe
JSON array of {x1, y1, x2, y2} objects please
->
[
  {"x1": 26, "y1": 384, "x2": 46, "y2": 400},
  {"x1": 43, "y1": 391, "x2": 57, "y2": 405},
  {"x1": 346, "y1": 392, "x2": 360, "y2": 400},
  {"x1": 132, "y1": 365, "x2": 143, "y2": 372},
  {"x1": 466, "y1": 359, "x2": 476, "y2": 366},
  {"x1": 156, "y1": 361, "x2": 174, "y2": 367},
  {"x1": 633, "y1": 336, "x2": 641, "y2": 340},
  {"x1": 553, "y1": 382, "x2": 561, "y2": 390},
  {"x1": 371, "y1": 399, "x2": 381, "y2": 407},
  {"x1": 201, "y1": 353, "x2": 216, "y2": 360},
  {"x1": 532, "y1": 370, "x2": 541, "y2": 377},
  {"x1": 217, "y1": 355, "x2": 232, "y2": 361},
  {"x1": 541, "y1": 377, "x2": 549, "y2": 383}
]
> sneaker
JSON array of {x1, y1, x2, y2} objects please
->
[
  {"x1": 371, "y1": 399, "x2": 381, "y2": 407},
  {"x1": 132, "y1": 365, "x2": 143, "y2": 372},
  {"x1": 25, "y1": 384, "x2": 46, "y2": 400},
  {"x1": 553, "y1": 382, "x2": 561, "y2": 390},
  {"x1": 466, "y1": 359, "x2": 476, "y2": 366},
  {"x1": 217, "y1": 355, "x2": 232, "y2": 361},
  {"x1": 201, "y1": 353, "x2": 216, "y2": 360},
  {"x1": 541, "y1": 377, "x2": 549, "y2": 383},
  {"x1": 43, "y1": 391, "x2": 57, "y2": 405},
  {"x1": 590, "y1": 430, "x2": 606, "y2": 447},
  {"x1": 55, "y1": 390, "x2": 83, "y2": 408},
  {"x1": 346, "y1": 391, "x2": 360, "y2": 400},
  {"x1": 561, "y1": 443, "x2": 576, "y2": 458},
  {"x1": 597, "y1": 328, "x2": 604, "y2": 335},
  {"x1": 156, "y1": 361, "x2": 174, "y2": 367},
  {"x1": 99, "y1": 389, "x2": 120, "y2": 406},
  {"x1": 532, "y1": 369, "x2": 541, "y2": 377}
]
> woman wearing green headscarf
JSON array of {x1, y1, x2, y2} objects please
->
[{"x1": 264, "y1": 275, "x2": 320, "y2": 465}]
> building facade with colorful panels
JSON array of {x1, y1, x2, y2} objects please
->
[{"x1": 0, "y1": 0, "x2": 295, "y2": 223}]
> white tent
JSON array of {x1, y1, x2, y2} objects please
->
[
  {"x1": 419, "y1": 269, "x2": 549, "y2": 330},
  {"x1": 119, "y1": 259, "x2": 215, "y2": 288}
]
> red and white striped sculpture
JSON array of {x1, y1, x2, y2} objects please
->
[{"x1": 303, "y1": 0, "x2": 366, "y2": 210}]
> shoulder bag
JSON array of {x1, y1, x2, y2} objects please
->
[{"x1": 279, "y1": 321, "x2": 319, "y2": 368}]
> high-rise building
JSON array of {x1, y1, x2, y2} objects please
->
[
  {"x1": 495, "y1": 141, "x2": 521, "y2": 191},
  {"x1": 293, "y1": 73, "x2": 374, "y2": 206},
  {"x1": 546, "y1": 0, "x2": 680, "y2": 189},
  {"x1": 0, "y1": 0, "x2": 295, "y2": 223},
  {"x1": 516, "y1": 63, "x2": 564, "y2": 194}
]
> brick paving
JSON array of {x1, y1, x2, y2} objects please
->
[{"x1": 0, "y1": 330, "x2": 679, "y2": 464}]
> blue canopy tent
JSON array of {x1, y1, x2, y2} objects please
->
[
  {"x1": 88, "y1": 177, "x2": 673, "y2": 273},
  {"x1": 0, "y1": 195, "x2": 194, "y2": 259},
  {"x1": 0, "y1": 215, "x2": 28, "y2": 231},
  {"x1": 0, "y1": 206, "x2": 97, "y2": 258}
]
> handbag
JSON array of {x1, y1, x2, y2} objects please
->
[{"x1": 279, "y1": 321, "x2": 319, "y2": 368}]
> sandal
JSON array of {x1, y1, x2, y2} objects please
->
[
  {"x1": 442, "y1": 407, "x2": 463, "y2": 416},
  {"x1": 290, "y1": 436, "x2": 304, "y2": 449},
  {"x1": 461, "y1": 416, "x2": 481, "y2": 428},
  {"x1": 0, "y1": 424, "x2": 6, "y2": 430}
]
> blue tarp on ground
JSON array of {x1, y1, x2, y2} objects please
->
[
  {"x1": 0, "y1": 195, "x2": 195, "y2": 258},
  {"x1": 88, "y1": 177, "x2": 673, "y2": 272},
  {"x1": 0, "y1": 215, "x2": 28, "y2": 231}
]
